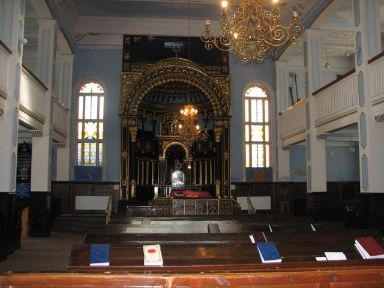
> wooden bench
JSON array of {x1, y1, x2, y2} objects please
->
[
  {"x1": 3, "y1": 217, "x2": 384, "y2": 287},
  {"x1": 2, "y1": 263, "x2": 384, "y2": 287}
]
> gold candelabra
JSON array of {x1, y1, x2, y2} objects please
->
[
  {"x1": 175, "y1": 104, "x2": 208, "y2": 148},
  {"x1": 201, "y1": 0, "x2": 304, "y2": 64}
]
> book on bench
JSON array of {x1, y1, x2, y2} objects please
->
[
  {"x1": 249, "y1": 232, "x2": 267, "y2": 243},
  {"x1": 256, "y1": 241, "x2": 282, "y2": 263},
  {"x1": 143, "y1": 244, "x2": 163, "y2": 266},
  {"x1": 355, "y1": 236, "x2": 384, "y2": 259},
  {"x1": 89, "y1": 243, "x2": 110, "y2": 266}
]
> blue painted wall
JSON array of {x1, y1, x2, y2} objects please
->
[
  {"x1": 229, "y1": 58, "x2": 276, "y2": 182},
  {"x1": 326, "y1": 145, "x2": 359, "y2": 181},
  {"x1": 73, "y1": 47, "x2": 122, "y2": 181},
  {"x1": 289, "y1": 143, "x2": 359, "y2": 182},
  {"x1": 71, "y1": 48, "x2": 359, "y2": 184}
]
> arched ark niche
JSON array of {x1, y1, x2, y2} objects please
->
[
  {"x1": 120, "y1": 57, "x2": 231, "y2": 201},
  {"x1": 161, "y1": 141, "x2": 189, "y2": 163},
  {"x1": 120, "y1": 58, "x2": 230, "y2": 117}
]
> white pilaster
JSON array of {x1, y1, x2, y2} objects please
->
[
  {"x1": 354, "y1": 0, "x2": 384, "y2": 193},
  {"x1": 275, "y1": 61, "x2": 290, "y2": 180},
  {"x1": 55, "y1": 53, "x2": 73, "y2": 181},
  {"x1": 36, "y1": 19, "x2": 56, "y2": 87},
  {"x1": 30, "y1": 19, "x2": 56, "y2": 192},
  {"x1": 0, "y1": 0, "x2": 24, "y2": 193},
  {"x1": 304, "y1": 30, "x2": 327, "y2": 192}
]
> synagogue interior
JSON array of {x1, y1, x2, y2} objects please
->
[{"x1": 1, "y1": 0, "x2": 384, "y2": 287}]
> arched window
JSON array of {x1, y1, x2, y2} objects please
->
[
  {"x1": 244, "y1": 86, "x2": 270, "y2": 168},
  {"x1": 77, "y1": 82, "x2": 104, "y2": 166}
]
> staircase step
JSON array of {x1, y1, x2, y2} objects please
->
[{"x1": 51, "y1": 215, "x2": 107, "y2": 235}]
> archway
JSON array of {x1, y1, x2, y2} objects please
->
[{"x1": 120, "y1": 58, "x2": 231, "y2": 201}]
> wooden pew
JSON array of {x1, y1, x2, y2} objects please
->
[
  {"x1": 3, "y1": 264, "x2": 384, "y2": 287},
  {"x1": 3, "y1": 217, "x2": 384, "y2": 287}
]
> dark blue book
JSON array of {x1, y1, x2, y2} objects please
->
[
  {"x1": 256, "y1": 242, "x2": 282, "y2": 263},
  {"x1": 89, "y1": 243, "x2": 110, "y2": 266}
]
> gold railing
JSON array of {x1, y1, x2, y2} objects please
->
[
  {"x1": 150, "y1": 198, "x2": 238, "y2": 216},
  {"x1": 105, "y1": 196, "x2": 112, "y2": 224}
]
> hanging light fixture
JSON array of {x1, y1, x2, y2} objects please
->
[
  {"x1": 173, "y1": 104, "x2": 208, "y2": 148},
  {"x1": 201, "y1": 0, "x2": 304, "y2": 64}
]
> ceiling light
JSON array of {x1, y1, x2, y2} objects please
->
[{"x1": 201, "y1": 0, "x2": 304, "y2": 64}]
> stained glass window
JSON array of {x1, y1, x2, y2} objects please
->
[
  {"x1": 244, "y1": 86, "x2": 270, "y2": 168},
  {"x1": 77, "y1": 82, "x2": 104, "y2": 166}
]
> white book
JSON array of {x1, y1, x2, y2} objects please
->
[
  {"x1": 324, "y1": 252, "x2": 347, "y2": 261},
  {"x1": 143, "y1": 244, "x2": 163, "y2": 266}
]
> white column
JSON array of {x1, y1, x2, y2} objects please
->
[
  {"x1": 304, "y1": 30, "x2": 327, "y2": 192},
  {"x1": 0, "y1": 0, "x2": 24, "y2": 193},
  {"x1": 30, "y1": 19, "x2": 56, "y2": 192},
  {"x1": 36, "y1": 19, "x2": 56, "y2": 87},
  {"x1": 275, "y1": 61, "x2": 290, "y2": 180},
  {"x1": 275, "y1": 61, "x2": 291, "y2": 110},
  {"x1": 354, "y1": 0, "x2": 384, "y2": 193},
  {"x1": 61, "y1": 54, "x2": 74, "y2": 107},
  {"x1": 31, "y1": 130, "x2": 51, "y2": 191},
  {"x1": 55, "y1": 54, "x2": 73, "y2": 181}
]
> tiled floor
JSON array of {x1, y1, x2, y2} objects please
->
[{"x1": 0, "y1": 232, "x2": 84, "y2": 273}]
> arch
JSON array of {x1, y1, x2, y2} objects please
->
[
  {"x1": 243, "y1": 80, "x2": 275, "y2": 99},
  {"x1": 161, "y1": 141, "x2": 190, "y2": 162},
  {"x1": 121, "y1": 58, "x2": 230, "y2": 118}
]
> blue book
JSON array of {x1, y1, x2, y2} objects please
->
[
  {"x1": 89, "y1": 243, "x2": 110, "y2": 266},
  {"x1": 256, "y1": 242, "x2": 282, "y2": 263}
]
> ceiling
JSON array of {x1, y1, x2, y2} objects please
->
[{"x1": 40, "y1": 0, "x2": 323, "y2": 47}]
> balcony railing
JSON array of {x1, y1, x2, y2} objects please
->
[
  {"x1": 313, "y1": 71, "x2": 358, "y2": 127},
  {"x1": 52, "y1": 96, "x2": 69, "y2": 140},
  {"x1": 278, "y1": 52, "x2": 384, "y2": 144},
  {"x1": 0, "y1": 41, "x2": 11, "y2": 101},
  {"x1": 369, "y1": 53, "x2": 384, "y2": 106},
  {"x1": 280, "y1": 99, "x2": 306, "y2": 143},
  {"x1": 19, "y1": 66, "x2": 48, "y2": 128}
]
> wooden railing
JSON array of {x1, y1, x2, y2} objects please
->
[
  {"x1": 279, "y1": 99, "x2": 306, "y2": 145},
  {"x1": 0, "y1": 40, "x2": 11, "y2": 101},
  {"x1": 19, "y1": 66, "x2": 48, "y2": 128},
  {"x1": 52, "y1": 96, "x2": 69, "y2": 140},
  {"x1": 368, "y1": 53, "x2": 384, "y2": 105},
  {"x1": 313, "y1": 71, "x2": 358, "y2": 127},
  {"x1": 279, "y1": 52, "x2": 384, "y2": 145}
]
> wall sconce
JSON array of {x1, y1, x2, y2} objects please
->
[{"x1": 19, "y1": 37, "x2": 28, "y2": 46}]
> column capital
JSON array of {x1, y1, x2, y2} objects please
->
[
  {"x1": 53, "y1": 142, "x2": 65, "y2": 148},
  {"x1": 31, "y1": 130, "x2": 43, "y2": 137}
]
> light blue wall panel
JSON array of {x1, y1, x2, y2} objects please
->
[
  {"x1": 229, "y1": 58, "x2": 276, "y2": 182},
  {"x1": 74, "y1": 47, "x2": 123, "y2": 181}
]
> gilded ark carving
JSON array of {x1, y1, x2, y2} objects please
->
[
  {"x1": 120, "y1": 58, "x2": 230, "y2": 117},
  {"x1": 120, "y1": 57, "x2": 231, "y2": 199}
]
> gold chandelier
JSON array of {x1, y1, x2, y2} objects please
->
[
  {"x1": 174, "y1": 104, "x2": 208, "y2": 148},
  {"x1": 201, "y1": 0, "x2": 304, "y2": 64}
]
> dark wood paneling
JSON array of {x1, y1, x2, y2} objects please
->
[
  {"x1": 0, "y1": 193, "x2": 24, "y2": 260},
  {"x1": 28, "y1": 192, "x2": 50, "y2": 237},
  {"x1": 51, "y1": 182, "x2": 120, "y2": 215},
  {"x1": 232, "y1": 182, "x2": 307, "y2": 214}
]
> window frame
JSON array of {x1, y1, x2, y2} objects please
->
[
  {"x1": 244, "y1": 84, "x2": 271, "y2": 168},
  {"x1": 76, "y1": 81, "x2": 105, "y2": 167}
]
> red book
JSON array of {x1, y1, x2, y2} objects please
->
[
  {"x1": 355, "y1": 236, "x2": 384, "y2": 259},
  {"x1": 249, "y1": 232, "x2": 267, "y2": 243}
]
